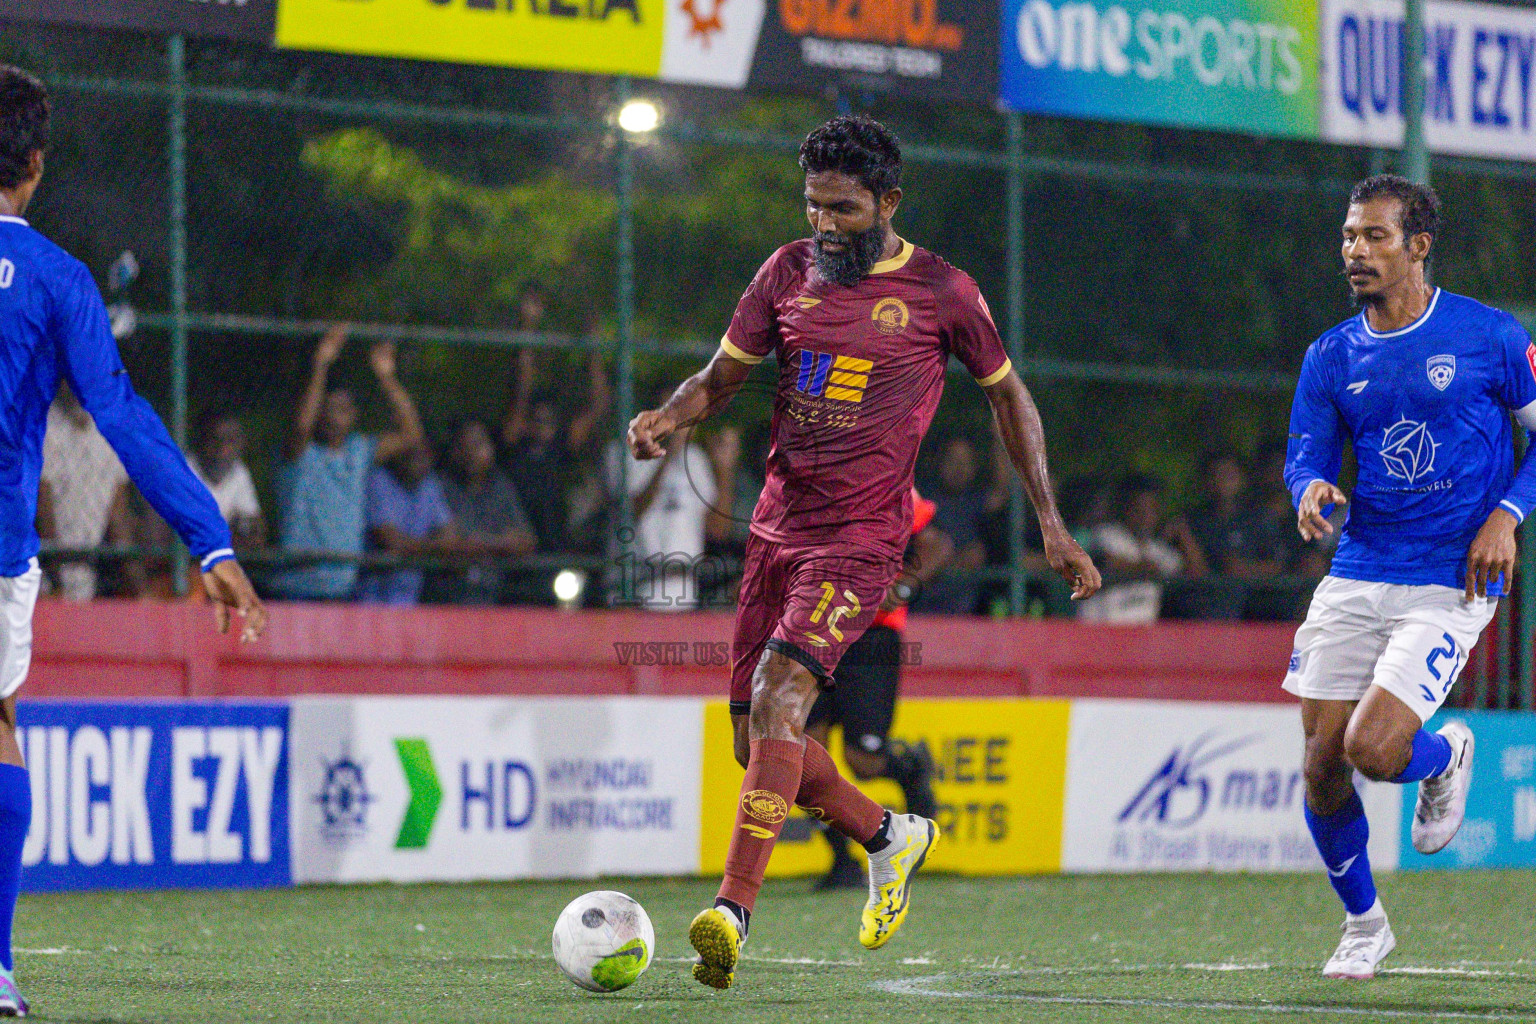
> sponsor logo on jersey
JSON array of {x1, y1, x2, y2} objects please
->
[
  {"x1": 793, "y1": 295, "x2": 821, "y2": 309},
  {"x1": 1380, "y1": 418, "x2": 1440, "y2": 484},
  {"x1": 1427, "y1": 354, "x2": 1456, "y2": 391},
  {"x1": 871, "y1": 296, "x2": 910, "y2": 336},
  {"x1": 741, "y1": 789, "x2": 789, "y2": 824},
  {"x1": 1346, "y1": 380, "x2": 1368, "y2": 395},
  {"x1": 794, "y1": 350, "x2": 870, "y2": 403}
]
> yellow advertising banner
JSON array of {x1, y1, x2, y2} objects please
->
[
  {"x1": 275, "y1": 0, "x2": 665, "y2": 77},
  {"x1": 698, "y1": 698, "x2": 1070, "y2": 877}
]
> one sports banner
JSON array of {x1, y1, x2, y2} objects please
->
[
  {"x1": 1060, "y1": 699, "x2": 1402, "y2": 873},
  {"x1": 1000, "y1": 0, "x2": 1322, "y2": 139},
  {"x1": 288, "y1": 696, "x2": 704, "y2": 883},
  {"x1": 17, "y1": 701, "x2": 291, "y2": 893},
  {"x1": 0, "y1": 0, "x2": 277, "y2": 40},
  {"x1": 273, "y1": 0, "x2": 997, "y2": 102},
  {"x1": 1321, "y1": 0, "x2": 1536, "y2": 162}
]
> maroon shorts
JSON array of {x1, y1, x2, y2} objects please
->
[{"x1": 729, "y1": 533, "x2": 901, "y2": 712}]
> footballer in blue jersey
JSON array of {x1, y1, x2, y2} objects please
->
[
  {"x1": 1282, "y1": 175, "x2": 1533, "y2": 980},
  {"x1": 0, "y1": 66, "x2": 266, "y2": 1014}
]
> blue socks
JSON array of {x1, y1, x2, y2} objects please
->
[
  {"x1": 0, "y1": 765, "x2": 30, "y2": 973},
  {"x1": 1304, "y1": 790, "x2": 1377, "y2": 915},
  {"x1": 1390, "y1": 729, "x2": 1453, "y2": 783}
]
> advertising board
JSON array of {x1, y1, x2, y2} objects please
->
[
  {"x1": 17, "y1": 701, "x2": 290, "y2": 892},
  {"x1": 1001, "y1": 0, "x2": 1322, "y2": 138},
  {"x1": 289, "y1": 697, "x2": 704, "y2": 883},
  {"x1": 1061, "y1": 699, "x2": 1401, "y2": 872},
  {"x1": 1322, "y1": 0, "x2": 1536, "y2": 161}
]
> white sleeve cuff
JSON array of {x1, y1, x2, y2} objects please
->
[
  {"x1": 1499, "y1": 500, "x2": 1526, "y2": 524},
  {"x1": 199, "y1": 548, "x2": 235, "y2": 571}
]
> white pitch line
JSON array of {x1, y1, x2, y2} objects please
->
[
  {"x1": 876, "y1": 973, "x2": 1536, "y2": 1021},
  {"x1": 1180, "y1": 963, "x2": 1272, "y2": 972}
]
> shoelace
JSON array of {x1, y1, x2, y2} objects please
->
[
  {"x1": 1419, "y1": 754, "x2": 1463, "y2": 820},
  {"x1": 1333, "y1": 923, "x2": 1387, "y2": 965}
]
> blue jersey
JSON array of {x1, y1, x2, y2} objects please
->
[
  {"x1": 1286, "y1": 289, "x2": 1536, "y2": 594},
  {"x1": 0, "y1": 215, "x2": 231, "y2": 578}
]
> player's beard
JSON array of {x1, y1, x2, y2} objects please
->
[
  {"x1": 1345, "y1": 265, "x2": 1382, "y2": 309},
  {"x1": 813, "y1": 223, "x2": 888, "y2": 287}
]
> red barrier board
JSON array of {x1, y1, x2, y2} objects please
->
[{"x1": 26, "y1": 600, "x2": 1299, "y2": 703}]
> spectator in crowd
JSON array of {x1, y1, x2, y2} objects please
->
[
  {"x1": 502, "y1": 346, "x2": 611, "y2": 552},
  {"x1": 1253, "y1": 440, "x2": 1333, "y2": 578},
  {"x1": 188, "y1": 408, "x2": 266, "y2": 548},
  {"x1": 1077, "y1": 472, "x2": 1205, "y2": 624},
  {"x1": 977, "y1": 440, "x2": 1052, "y2": 615},
  {"x1": 441, "y1": 418, "x2": 537, "y2": 604},
  {"x1": 358, "y1": 444, "x2": 459, "y2": 605},
  {"x1": 271, "y1": 326, "x2": 426, "y2": 600},
  {"x1": 607, "y1": 388, "x2": 737, "y2": 611},
  {"x1": 37, "y1": 387, "x2": 136, "y2": 600},
  {"x1": 1060, "y1": 474, "x2": 1115, "y2": 545},
  {"x1": 1185, "y1": 451, "x2": 1280, "y2": 580},
  {"x1": 921, "y1": 436, "x2": 990, "y2": 613}
]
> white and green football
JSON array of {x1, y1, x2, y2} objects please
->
[{"x1": 551, "y1": 890, "x2": 654, "y2": 993}]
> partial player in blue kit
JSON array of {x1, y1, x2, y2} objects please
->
[
  {"x1": 0, "y1": 66, "x2": 267, "y2": 1015},
  {"x1": 1284, "y1": 175, "x2": 1536, "y2": 980}
]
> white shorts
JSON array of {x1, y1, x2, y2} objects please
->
[
  {"x1": 1282, "y1": 576, "x2": 1496, "y2": 722},
  {"x1": 0, "y1": 560, "x2": 41, "y2": 700}
]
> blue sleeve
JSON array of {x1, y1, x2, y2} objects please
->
[
  {"x1": 1285, "y1": 343, "x2": 1346, "y2": 510},
  {"x1": 51, "y1": 262, "x2": 233, "y2": 569},
  {"x1": 1495, "y1": 314, "x2": 1536, "y2": 523}
]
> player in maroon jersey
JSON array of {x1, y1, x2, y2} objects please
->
[{"x1": 626, "y1": 115, "x2": 1100, "y2": 990}]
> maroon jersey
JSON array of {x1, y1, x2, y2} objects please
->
[{"x1": 723, "y1": 238, "x2": 1011, "y2": 560}]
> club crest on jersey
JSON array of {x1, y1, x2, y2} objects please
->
[
  {"x1": 794, "y1": 350, "x2": 870, "y2": 403},
  {"x1": 1380, "y1": 418, "x2": 1440, "y2": 484},
  {"x1": 1426, "y1": 354, "x2": 1456, "y2": 391},
  {"x1": 871, "y1": 297, "x2": 910, "y2": 336}
]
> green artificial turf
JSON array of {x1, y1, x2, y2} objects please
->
[{"x1": 16, "y1": 870, "x2": 1536, "y2": 1023}]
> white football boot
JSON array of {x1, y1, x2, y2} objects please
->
[
  {"x1": 1412, "y1": 721, "x2": 1475, "y2": 855},
  {"x1": 1323, "y1": 904, "x2": 1396, "y2": 980}
]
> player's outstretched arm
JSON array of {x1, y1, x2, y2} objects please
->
[
  {"x1": 55, "y1": 260, "x2": 258, "y2": 632},
  {"x1": 202, "y1": 559, "x2": 268, "y2": 643},
  {"x1": 627, "y1": 347, "x2": 754, "y2": 460},
  {"x1": 983, "y1": 371, "x2": 1102, "y2": 600}
]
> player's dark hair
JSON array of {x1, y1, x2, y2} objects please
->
[
  {"x1": 0, "y1": 66, "x2": 48, "y2": 191},
  {"x1": 799, "y1": 115, "x2": 901, "y2": 199},
  {"x1": 1350, "y1": 174, "x2": 1439, "y2": 244}
]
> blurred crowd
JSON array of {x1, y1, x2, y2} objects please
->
[{"x1": 38, "y1": 300, "x2": 1332, "y2": 622}]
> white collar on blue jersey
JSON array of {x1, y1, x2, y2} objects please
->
[
  {"x1": 0, "y1": 215, "x2": 28, "y2": 226},
  {"x1": 1360, "y1": 286, "x2": 1441, "y2": 338}
]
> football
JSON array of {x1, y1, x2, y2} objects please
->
[{"x1": 551, "y1": 890, "x2": 655, "y2": 992}]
